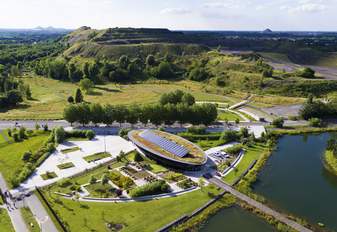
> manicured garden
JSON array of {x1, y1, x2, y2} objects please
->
[
  {"x1": 0, "y1": 131, "x2": 50, "y2": 186},
  {"x1": 85, "y1": 182, "x2": 119, "y2": 198},
  {"x1": 61, "y1": 147, "x2": 80, "y2": 154},
  {"x1": 41, "y1": 171, "x2": 58, "y2": 180},
  {"x1": 40, "y1": 185, "x2": 221, "y2": 232},
  {"x1": 57, "y1": 162, "x2": 75, "y2": 170},
  {"x1": 83, "y1": 152, "x2": 111, "y2": 163},
  {"x1": 0, "y1": 208, "x2": 15, "y2": 232}
]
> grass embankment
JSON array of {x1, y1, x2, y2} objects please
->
[
  {"x1": 20, "y1": 207, "x2": 40, "y2": 232},
  {"x1": 271, "y1": 126, "x2": 337, "y2": 136},
  {"x1": 323, "y1": 150, "x2": 337, "y2": 175},
  {"x1": 0, "y1": 76, "x2": 229, "y2": 120},
  {"x1": 223, "y1": 144, "x2": 269, "y2": 185},
  {"x1": 0, "y1": 208, "x2": 15, "y2": 232},
  {"x1": 0, "y1": 132, "x2": 50, "y2": 187},
  {"x1": 40, "y1": 185, "x2": 221, "y2": 232},
  {"x1": 217, "y1": 110, "x2": 242, "y2": 121}
]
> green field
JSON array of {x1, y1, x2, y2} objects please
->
[
  {"x1": 217, "y1": 110, "x2": 242, "y2": 121},
  {"x1": 223, "y1": 144, "x2": 269, "y2": 185},
  {"x1": 0, "y1": 132, "x2": 49, "y2": 186},
  {"x1": 42, "y1": 185, "x2": 220, "y2": 232},
  {"x1": 20, "y1": 207, "x2": 40, "y2": 232},
  {"x1": 0, "y1": 76, "x2": 229, "y2": 120},
  {"x1": 0, "y1": 208, "x2": 15, "y2": 232}
]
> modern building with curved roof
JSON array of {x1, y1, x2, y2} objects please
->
[{"x1": 128, "y1": 129, "x2": 207, "y2": 170}]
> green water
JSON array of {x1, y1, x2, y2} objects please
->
[
  {"x1": 254, "y1": 133, "x2": 337, "y2": 231},
  {"x1": 200, "y1": 206, "x2": 276, "y2": 232}
]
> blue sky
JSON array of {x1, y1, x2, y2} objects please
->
[{"x1": 1, "y1": 0, "x2": 336, "y2": 30}]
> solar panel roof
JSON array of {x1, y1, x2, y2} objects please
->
[{"x1": 139, "y1": 130, "x2": 189, "y2": 158}]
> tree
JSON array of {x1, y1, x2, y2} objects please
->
[
  {"x1": 79, "y1": 78, "x2": 94, "y2": 94},
  {"x1": 188, "y1": 67, "x2": 209, "y2": 81},
  {"x1": 157, "y1": 62, "x2": 175, "y2": 79},
  {"x1": 22, "y1": 151, "x2": 32, "y2": 162},
  {"x1": 75, "y1": 88, "x2": 83, "y2": 103},
  {"x1": 134, "y1": 152, "x2": 143, "y2": 162},
  {"x1": 298, "y1": 67, "x2": 315, "y2": 78},
  {"x1": 309, "y1": 117, "x2": 322, "y2": 127},
  {"x1": 77, "y1": 103, "x2": 91, "y2": 126},
  {"x1": 119, "y1": 55, "x2": 130, "y2": 70},
  {"x1": 146, "y1": 55, "x2": 156, "y2": 66},
  {"x1": 90, "y1": 176, "x2": 97, "y2": 184},
  {"x1": 272, "y1": 117, "x2": 284, "y2": 128},
  {"x1": 102, "y1": 174, "x2": 109, "y2": 185},
  {"x1": 181, "y1": 93, "x2": 195, "y2": 106},
  {"x1": 54, "y1": 127, "x2": 66, "y2": 144},
  {"x1": 67, "y1": 96, "x2": 74, "y2": 104},
  {"x1": 89, "y1": 103, "x2": 104, "y2": 125},
  {"x1": 19, "y1": 127, "x2": 26, "y2": 140},
  {"x1": 5, "y1": 90, "x2": 23, "y2": 106},
  {"x1": 63, "y1": 104, "x2": 78, "y2": 126}
]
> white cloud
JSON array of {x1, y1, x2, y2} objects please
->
[
  {"x1": 160, "y1": 8, "x2": 191, "y2": 15},
  {"x1": 281, "y1": 1, "x2": 326, "y2": 13},
  {"x1": 203, "y1": 1, "x2": 241, "y2": 9}
]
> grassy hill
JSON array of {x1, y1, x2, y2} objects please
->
[{"x1": 62, "y1": 27, "x2": 208, "y2": 59}]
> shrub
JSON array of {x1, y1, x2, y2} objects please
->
[
  {"x1": 85, "y1": 130, "x2": 95, "y2": 140},
  {"x1": 187, "y1": 126, "x2": 207, "y2": 135},
  {"x1": 119, "y1": 128, "x2": 131, "y2": 139},
  {"x1": 22, "y1": 151, "x2": 32, "y2": 162},
  {"x1": 7, "y1": 129, "x2": 12, "y2": 137},
  {"x1": 54, "y1": 127, "x2": 66, "y2": 144},
  {"x1": 309, "y1": 117, "x2": 322, "y2": 127},
  {"x1": 13, "y1": 132, "x2": 20, "y2": 142},
  {"x1": 90, "y1": 176, "x2": 97, "y2": 184},
  {"x1": 130, "y1": 180, "x2": 170, "y2": 197},
  {"x1": 134, "y1": 152, "x2": 143, "y2": 162},
  {"x1": 225, "y1": 144, "x2": 243, "y2": 156},
  {"x1": 19, "y1": 127, "x2": 26, "y2": 140},
  {"x1": 271, "y1": 117, "x2": 284, "y2": 128}
]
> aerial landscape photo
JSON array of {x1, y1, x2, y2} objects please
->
[{"x1": 1, "y1": 0, "x2": 337, "y2": 232}]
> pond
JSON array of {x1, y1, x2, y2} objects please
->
[
  {"x1": 253, "y1": 133, "x2": 337, "y2": 231},
  {"x1": 200, "y1": 206, "x2": 276, "y2": 232}
]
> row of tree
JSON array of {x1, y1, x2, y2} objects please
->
[
  {"x1": 0, "y1": 76, "x2": 31, "y2": 107},
  {"x1": 299, "y1": 95, "x2": 337, "y2": 120},
  {"x1": 34, "y1": 54, "x2": 178, "y2": 83},
  {"x1": 64, "y1": 102, "x2": 218, "y2": 126}
]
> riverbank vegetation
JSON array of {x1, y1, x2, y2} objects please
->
[{"x1": 323, "y1": 137, "x2": 337, "y2": 175}]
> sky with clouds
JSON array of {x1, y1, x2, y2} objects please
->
[{"x1": 0, "y1": 0, "x2": 336, "y2": 31}]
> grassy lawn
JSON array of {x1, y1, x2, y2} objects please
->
[
  {"x1": 57, "y1": 162, "x2": 75, "y2": 170},
  {"x1": 42, "y1": 185, "x2": 221, "y2": 232},
  {"x1": 0, "y1": 132, "x2": 49, "y2": 186},
  {"x1": 0, "y1": 76, "x2": 229, "y2": 120},
  {"x1": 0, "y1": 129, "x2": 11, "y2": 145},
  {"x1": 223, "y1": 144, "x2": 269, "y2": 185},
  {"x1": 61, "y1": 147, "x2": 80, "y2": 154},
  {"x1": 83, "y1": 152, "x2": 111, "y2": 163},
  {"x1": 147, "y1": 163, "x2": 168, "y2": 173},
  {"x1": 20, "y1": 207, "x2": 40, "y2": 232},
  {"x1": 0, "y1": 208, "x2": 15, "y2": 232},
  {"x1": 217, "y1": 110, "x2": 242, "y2": 121}
]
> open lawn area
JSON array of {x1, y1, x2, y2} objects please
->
[
  {"x1": 0, "y1": 132, "x2": 49, "y2": 186},
  {"x1": 217, "y1": 110, "x2": 242, "y2": 121},
  {"x1": 42, "y1": 185, "x2": 221, "y2": 232},
  {"x1": 0, "y1": 208, "x2": 15, "y2": 232},
  {"x1": 223, "y1": 144, "x2": 269, "y2": 185},
  {"x1": 0, "y1": 129, "x2": 11, "y2": 145},
  {"x1": 0, "y1": 76, "x2": 230, "y2": 120}
]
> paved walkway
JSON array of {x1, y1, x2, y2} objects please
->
[
  {"x1": 209, "y1": 177, "x2": 312, "y2": 232},
  {"x1": 25, "y1": 194, "x2": 58, "y2": 232},
  {"x1": 0, "y1": 173, "x2": 28, "y2": 232}
]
